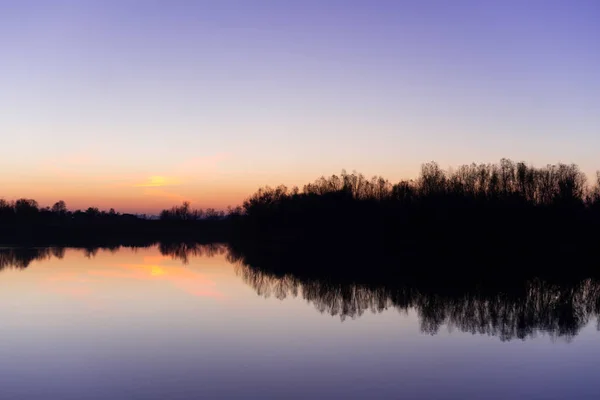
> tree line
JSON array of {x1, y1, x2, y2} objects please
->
[
  {"x1": 0, "y1": 199, "x2": 137, "y2": 223},
  {"x1": 233, "y1": 159, "x2": 600, "y2": 251},
  {"x1": 0, "y1": 198, "x2": 230, "y2": 244},
  {"x1": 241, "y1": 159, "x2": 600, "y2": 219},
  {"x1": 158, "y1": 201, "x2": 238, "y2": 221}
]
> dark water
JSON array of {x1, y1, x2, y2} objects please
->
[{"x1": 1, "y1": 246, "x2": 599, "y2": 400}]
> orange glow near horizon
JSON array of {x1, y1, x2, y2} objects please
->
[
  {"x1": 0, "y1": 152, "x2": 424, "y2": 213},
  {"x1": 3, "y1": 152, "x2": 599, "y2": 214}
]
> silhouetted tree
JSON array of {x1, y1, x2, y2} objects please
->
[
  {"x1": 51, "y1": 200, "x2": 67, "y2": 215},
  {"x1": 14, "y1": 198, "x2": 39, "y2": 219}
]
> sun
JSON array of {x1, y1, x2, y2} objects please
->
[
  {"x1": 134, "y1": 176, "x2": 169, "y2": 187},
  {"x1": 148, "y1": 176, "x2": 166, "y2": 186}
]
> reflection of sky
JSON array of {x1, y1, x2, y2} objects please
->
[
  {"x1": 35, "y1": 252, "x2": 226, "y2": 306},
  {"x1": 0, "y1": 247, "x2": 599, "y2": 399},
  {"x1": 1, "y1": 1, "x2": 599, "y2": 213}
]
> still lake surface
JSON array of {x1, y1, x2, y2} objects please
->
[{"x1": 1, "y1": 245, "x2": 599, "y2": 400}]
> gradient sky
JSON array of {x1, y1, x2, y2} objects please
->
[{"x1": 1, "y1": 0, "x2": 598, "y2": 213}]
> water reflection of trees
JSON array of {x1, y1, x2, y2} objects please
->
[
  {"x1": 0, "y1": 243, "x2": 228, "y2": 270},
  {"x1": 234, "y1": 262, "x2": 600, "y2": 342},
  {"x1": 3, "y1": 243, "x2": 600, "y2": 342},
  {"x1": 0, "y1": 247, "x2": 54, "y2": 270},
  {"x1": 158, "y1": 242, "x2": 227, "y2": 264}
]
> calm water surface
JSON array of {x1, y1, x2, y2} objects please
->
[{"x1": 1, "y1": 245, "x2": 599, "y2": 399}]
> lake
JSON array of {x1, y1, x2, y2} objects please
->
[{"x1": 1, "y1": 245, "x2": 599, "y2": 399}]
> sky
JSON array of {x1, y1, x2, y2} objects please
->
[{"x1": 1, "y1": 0, "x2": 598, "y2": 213}]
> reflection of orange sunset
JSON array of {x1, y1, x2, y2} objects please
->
[
  {"x1": 19, "y1": 248, "x2": 233, "y2": 304},
  {"x1": 88, "y1": 260, "x2": 224, "y2": 299}
]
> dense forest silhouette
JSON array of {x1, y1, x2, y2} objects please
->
[{"x1": 2, "y1": 242, "x2": 599, "y2": 342}]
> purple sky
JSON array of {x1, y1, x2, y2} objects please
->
[{"x1": 1, "y1": 0, "x2": 598, "y2": 211}]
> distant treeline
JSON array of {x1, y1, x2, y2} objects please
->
[
  {"x1": 0, "y1": 199, "x2": 236, "y2": 223},
  {"x1": 0, "y1": 199, "x2": 230, "y2": 244}
]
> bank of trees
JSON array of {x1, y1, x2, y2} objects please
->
[
  {"x1": 242, "y1": 159, "x2": 600, "y2": 217},
  {"x1": 232, "y1": 159, "x2": 600, "y2": 258}
]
